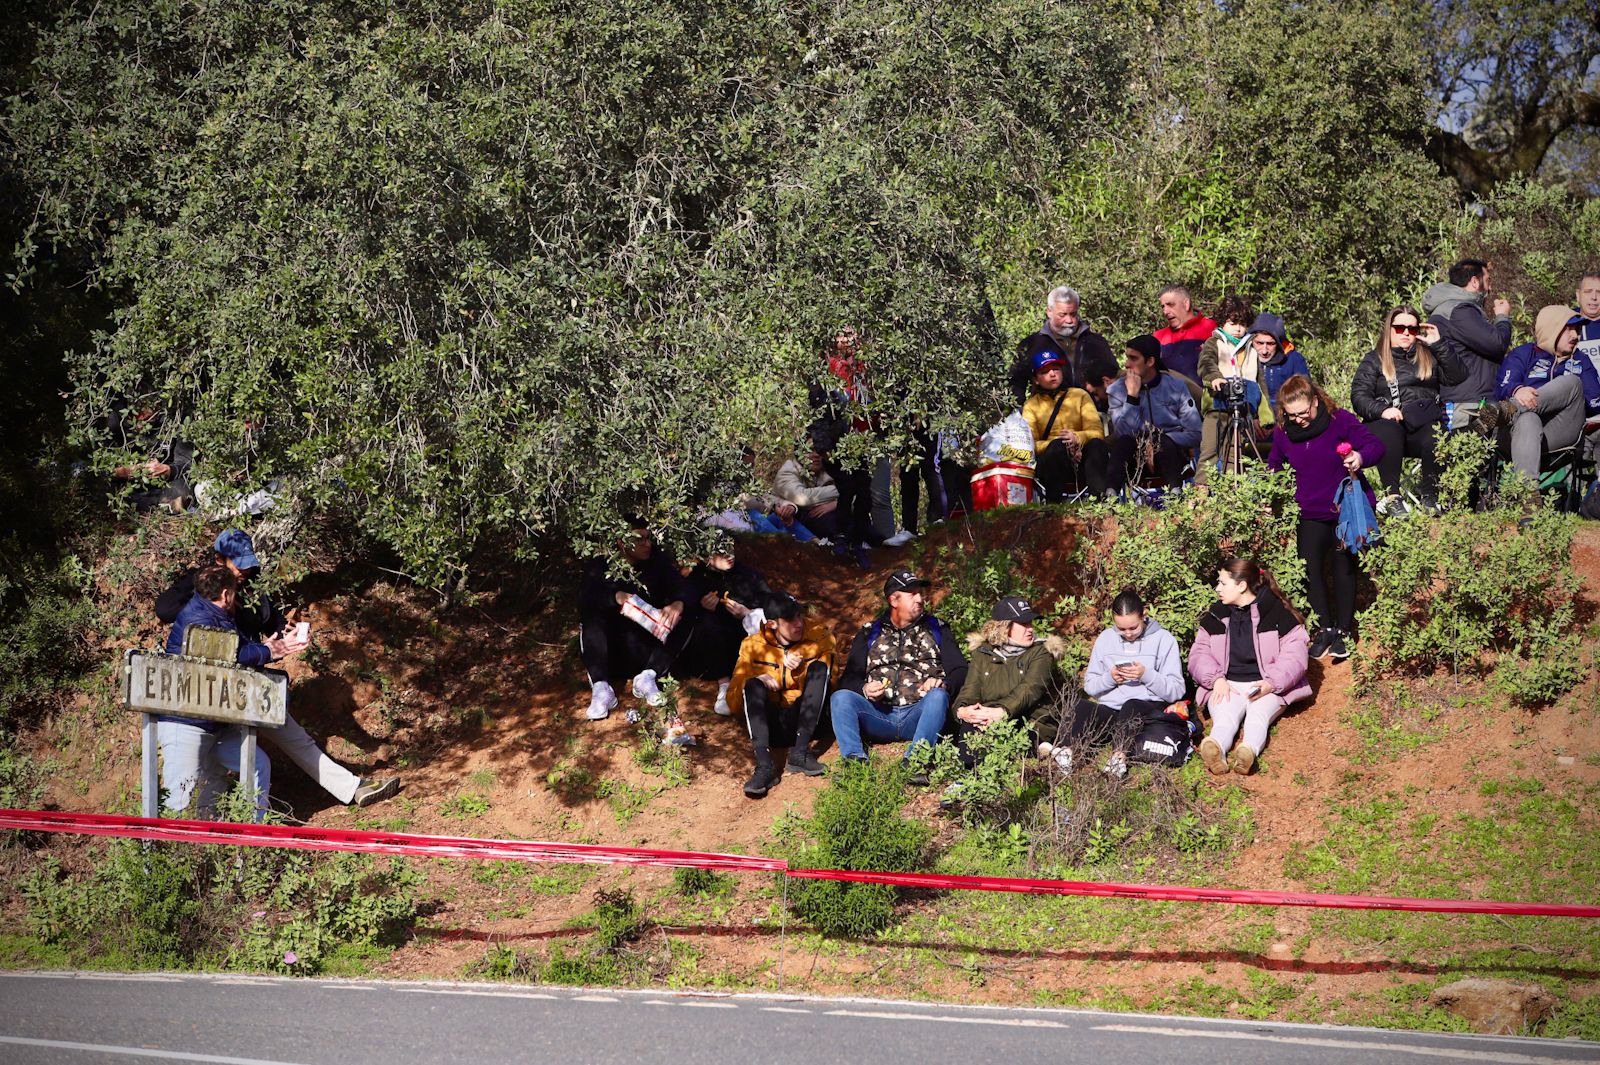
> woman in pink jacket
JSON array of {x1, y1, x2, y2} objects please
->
[{"x1": 1187, "y1": 558, "x2": 1312, "y2": 775}]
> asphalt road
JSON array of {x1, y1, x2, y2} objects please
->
[{"x1": 2, "y1": 971, "x2": 1598, "y2": 1065}]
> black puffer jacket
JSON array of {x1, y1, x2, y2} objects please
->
[{"x1": 1349, "y1": 344, "x2": 1466, "y2": 423}]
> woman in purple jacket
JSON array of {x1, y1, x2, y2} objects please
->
[
  {"x1": 1188, "y1": 559, "x2": 1312, "y2": 775},
  {"x1": 1266, "y1": 375, "x2": 1384, "y2": 662}
]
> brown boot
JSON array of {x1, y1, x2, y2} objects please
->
[
  {"x1": 1229, "y1": 744, "x2": 1257, "y2": 775},
  {"x1": 1198, "y1": 737, "x2": 1228, "y2": 775}
]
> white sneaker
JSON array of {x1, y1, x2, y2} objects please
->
[
  {"x1": 1038, "y1": 742, "x2": 1073, "y2": 773},
  {"x1": 1103, "y1": 751, "x2": 1128, "y2": 780},
  {"x1": 586, "y1": 683, "x2": 618, "y2": 720},
  {"x1": 1376, "y1": 493, "x2": 1409, "y2": 517},
  {"x1": 632, "y1": 669, "x2": 666, "y2": 707},
  {"x1": 882, "y1": 529, "x2": 915, "y2": 548},
  {"x1": 714, "y1": 692, "x2": 732, "y2": 717}
]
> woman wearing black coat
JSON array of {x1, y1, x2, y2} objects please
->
[{"x1": 1348, "y1": 305, "x2": 1464, "y2": 514}]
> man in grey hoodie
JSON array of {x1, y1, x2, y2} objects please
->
[{"x1": 1422, "y1": 259, "x2": 1513, "y2": 428}]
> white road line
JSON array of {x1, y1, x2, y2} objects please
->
[
  {"x1": 678, "y1": 1001, "x2": 738, "y2": 1009},
  {"x1": 761, "y1": 1007, "x2": 813, "y2": 1014},
  {"x1": 0, "y1": 1035, "x2": 311, "y2": 1065},
  {"x1": 395, "y1": 987, "x2": 557, "y2": 1000},
  {"x1": 1093, "y1": 1025, "x2": 1587, "y2": 1065},
  {"x1": 572, "y1": 995, "x2": 620, "y2": 1003},
  {"x1": 827, "y1": 1010, "x2": 1068, "y2": 1029}
]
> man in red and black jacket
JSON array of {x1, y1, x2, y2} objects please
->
[{"x1": 1154, "y1": 284, "x2": 1217, "y2": 389}]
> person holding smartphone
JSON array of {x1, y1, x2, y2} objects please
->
[
  {"x1": 1187, "y1": 559, "x2": 1311, "y2": 775},
  {"x1": 1037, "y1": 589, "x2": 1185, "y2": 778}
]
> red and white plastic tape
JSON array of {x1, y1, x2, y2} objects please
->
[{"x1": 4, "y1": 808, "x2": 1597, "y2": 918}]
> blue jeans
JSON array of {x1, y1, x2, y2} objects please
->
[
  {"x1": 830, "y1": 688, "x2": 949, "y2": 761},
  {"x1": 745, "y1": 508, "x2": 818, "y2": 543}
]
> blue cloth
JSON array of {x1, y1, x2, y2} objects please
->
[
  {"x1": 829, "y1": 688, "x2": 948, "y2": 761},
  {"x1": 1108, "y1": 372, "x2": 1202, "y2": 449},
  {"x1": 1496, "y1": 342, "x2": 1600, "y2": 418},
  {"x1": 1336, "y1": 476, "x2": 1382, "y2": 554},
  {"x1": 161, "y1": 594, "x2": 272, "y2": 730}
]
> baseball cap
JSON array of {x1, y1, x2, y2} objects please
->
[
  {"x1": 883, "y1": 570, "x2": 929, "y2": 596},
  {"x1": 1031, "y1": 349, "x2": 1066, "y2": 374},
  {"x1": 213, "y1": 529, "x2": 261, "y2": 571},
  {"x1": 768, "y1": 593, "x2": 806, "y2": 621},
  {"x1": 992, "y1": 596, "x2": 1041, "y2": 623}
]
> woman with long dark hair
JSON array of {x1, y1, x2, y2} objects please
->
[
  {"x1": 1266, "y1": 375, "x2": 1385, "y2": 661},
  {"x1": 1187, "y1": 560, "x2": 1311, "y2": 775},
  {"x1": 1349, "y1": 305, "x2": 1461, "y2": 514}
]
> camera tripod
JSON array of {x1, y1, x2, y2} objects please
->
[{"x1": 1216, "y1": 399, "x2": 1266, "y2": 477}]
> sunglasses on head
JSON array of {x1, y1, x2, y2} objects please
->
[{"x1": 1391, "y1": 323, "x2": 1422, "y2": 335}]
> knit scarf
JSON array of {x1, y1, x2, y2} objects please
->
[{"x1": 1282, "y1": 405, "x2": 1331, "y2": 444}]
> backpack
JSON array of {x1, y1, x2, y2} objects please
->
[
  {"x1": 1127, "y1": 702, "x2": 1199, "y2": 767},
  {"x1": 1335, "y1": 475, "x2": 1382, "y2": 553}
]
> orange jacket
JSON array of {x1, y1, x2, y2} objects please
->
[{"x1": 727, "y1": 619, "x2": 838, "y2": 716}]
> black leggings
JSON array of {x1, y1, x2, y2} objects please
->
[
  {"x1": 1108, "y1": 433, "x2": 1188, "y2": 490},
  {"x1": 743, "y1": 661, "x2": 833, "y2": 759},
  {"x1": 1297, "y1": 516, "x2": 1357, "y2": 632},
  {"x1": 580, "y1": 610, "x2": 680, "y2": 684},
  {"x1": 825, "y1": 457, "x2": 874, "y2": 548},
  {"x1": 1036, "y1": 438, "x2": 1109, "y2": 500},
  {"x1": 1044, "y1": 697, "x2": 1170, "y2": 753},
  {"x1": 899, "y1": 428, "x2": 946, "y2": 533},
  {"x1": 1365, "y1": 419, "x2": 1440, "y2": 498}
]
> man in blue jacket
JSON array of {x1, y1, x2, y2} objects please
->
[
  {"x1": 158, "y1": 566, "x2": 290, "y2": 820},
  {"x1": 1481, "y1": 306, "x2": 1596, "y2": 478},
  {"x1": 1107, "y1": 334, "x2": 1202, "y2": 496}
]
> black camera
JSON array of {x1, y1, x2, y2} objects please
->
[{"x1": 1221, "y1": 376, "x2": 1251, "y2": 411}]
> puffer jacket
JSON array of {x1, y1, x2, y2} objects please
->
[
  {"x1": 1349, "y1": 343, "x2": 1466, "y2": 423},
  {"x1": 1021, "y1": 386, "x2": 1104, "y2": 454},
  {"x1": 727, "y1": 619, "x2": 838, "y2": 716},
  {"x1": 953, "y1": 632, "x2": 1062, "y2": 720},
  {"x1": 1186, "y1": 589, "x2": 1311, "y2": 708},
  {"x1": 1108, "y1": 372, "x2": 1202, "y2": 449}
]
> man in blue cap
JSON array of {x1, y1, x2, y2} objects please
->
[{"x1": 155, "y1": 529, "x2": 400, "y2": 809}]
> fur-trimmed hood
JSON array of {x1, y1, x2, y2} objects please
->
[{"x1": 966, "y1": 623, "x2": 1067, "y2": 660}]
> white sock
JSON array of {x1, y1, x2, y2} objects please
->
[{"x1": 717, "y1": 680, "x2": 729, "y2": 697}]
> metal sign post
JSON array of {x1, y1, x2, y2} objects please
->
[{"x1": 125, "y1": 626, "x2": 288, "y2": 817}]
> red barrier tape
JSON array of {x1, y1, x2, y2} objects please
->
[{"x1": 5, "y1": 809, "x2": 1597, "y2": 918}]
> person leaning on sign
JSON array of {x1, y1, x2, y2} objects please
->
[
  {"x1": 156, "y1": 529, "x2": 400, "y2": 809},
  {"x1": 157, "y1": 566, "x2": 297, "y2": 820}
]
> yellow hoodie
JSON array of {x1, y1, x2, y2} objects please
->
[{"x1": 1021, "y1": 386, "x2": 1103, "y2": 454}]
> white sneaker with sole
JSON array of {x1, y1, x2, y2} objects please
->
[
  {"x1": 1037, "y1": 741, "x2": 1073, "y2": 773},
  {"x1": 632, "y1": 669, "x2": 666, "y2": 707},
  {"x1": 1103, "y1": 751, "x2": 1128, "y2": 781},
  {"x1": 882, "y1": 529, "x2": 915, "y2": 547},
  {"x1": 586, "y1": 683, "x2": 618, "y2": 720},
  {"x1": 714, "y1": 693, "x2": 732, "y2": 717}
]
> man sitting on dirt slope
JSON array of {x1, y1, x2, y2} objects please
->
[
  {"x1": 831, "y1": 569, "x2": 969, "y2": 785},
  {"x1": 156, "y1": 529, "x2": 400, "y2": 810},
  {"x1": 729, "y1": 593, "x2": 837, "y2": 799}
]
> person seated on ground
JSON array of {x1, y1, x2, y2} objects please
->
[
  {"x1": 1036, "y1": 590, "x2": 1186, "y2": 779},
  {"x1": 1187, "y1": 559, "x2": 1311, "y2": 776},
  {"x1": 950, "y1": 596, "x2": 1060, "y2": 761},
  {"x1": 578, "y1": 520, "x2": 697, "y2": 720},
  {"x1": 831, "y1": 569, "x2": 969, "y2": 784},
  {"x1": 720, "y1": 449, "x2": 819, "y2": 542},
  {"x1": 1021, "y1": 336, "x2": 1109, "y2": 502},
  {"x1": 1250, "y1": 313, "x2": 1312, "y2": 414},
  {"x1": 1349, "y1": 305, "x2": 1462, "y2": 515},
  {"x1": 1107, "y1": 334, "x2": 1202, "y2": 496},
  {"x1": 1267, "y1": 376, "x2": 1384, "y2": 661},
  {"x1": 1195, "y1": 295, "x2": 1259, "y2": 485},
  {"x1": 772, "y1": 450, "x2": 843, "y2": 542},
  {"x1": 1154, "y1": 284, "x2": 1217, "y2": 389},
  {"x1": 157, "y1": 566, "x2": 294, "y2": 820},
  {"x1": 1480, "y1": 306, "x2": 1598, "y2": 480},
  {"x1": 1009, "y1": 286, "x2": 1120, "y2": 408},
  {"x1": 93, "y1": 391, "x2": 197, "y2": 514},
  {"x1": 686, "y1": 544, "x2": 777, "y2": 717},
  {"x1": 155, "y1": 529, "x2": 399, "y2": 808},
  {"x1": 1424, "y1": 258, "x2": 1514, "y2": 429},
  {"x1": 730, "y1": 593, "x2": 838, "y2": 798}
]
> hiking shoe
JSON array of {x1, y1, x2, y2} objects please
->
[
  {"x1": 939, "y1": 781, "x2": 965, "y2": 811},
  {"x1": 586, "y1": 683, "x2": 619, "y2": 720},
  {"x1": 855, "y1": 544, "x2": 872, "y2": 570},
  {"x1": 1229, "y1": 744, "x2": 1257, "y2": 775},
  {"x1": 1103, "y1": 751, "x2": 1129, "y2": 781},
  {"x1": 1198, "y1": 736, "x2": 1229, "y2": 775},
  {"x1": 1376, "y1": 493, "x2": 1408, "y2": 517},
  {"x1": 1475, "y1": 399, "x2": 1518, "y2": 435},
  {"x1": 1326, "y1": 629, "x2": 1351, "y2": 662},
  {"x1": 632, "y1": 669, "x2": 666, "y2": 707},
  {"x1": 743, "y1": 765, "x2": 777, "y2": 799},
  {"x1": 832, "y1": 538, "x2": 850, "y2": 559},
  {"x1": 1037, "y1": 742, "x2": 1074, "y2": 773},
  {"x1": 906, "y1": 769, "x2": 930, "y2": 787},
  {"x1": 713, "y1": 692, "x2": 732, "y2": 717},
  {"x1": 786, "y1": 750, "x2": 826, "y2": 776},
  {"x1": 1308, "y1": 627, "x2": 1336, "y2": 659},
  {"x1": 351, "y1": 777, "x2": 401, "y2": 807},
  {"x1": 883, "y1": 529, "x2": 915, "y2": 548}
]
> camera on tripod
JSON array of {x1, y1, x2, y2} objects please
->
[{"x1": 1220, "y1": 376, "x2": 1253, "y2": 413}]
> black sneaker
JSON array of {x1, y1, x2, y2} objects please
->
[
  {"x1": 1308, "y1": 627, "x2": 1336, "y2": 659},
  {"x1": 351, "y1": 777, "x2": 401, "y2": 807},
  {"x1": 786, "y1": 751, "x2": 826, "y2": 777},
  {"x1": 1326, "y1": 629, "x2": 1351, "y2": 662},
  {"x1": 906, "y1": 770, "x2": 930, "y2": 787},
  {"x1": 743, "y1": 765, "x2": 777, "y2": 798}
]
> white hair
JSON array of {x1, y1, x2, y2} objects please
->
[{"x1": 1046, "y1": 286, "x2": 1080, "y2": 310}]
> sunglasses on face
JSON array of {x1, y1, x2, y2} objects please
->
[{"x1": 1391, "y1": 323, "x2": 1422, "y2": 335}]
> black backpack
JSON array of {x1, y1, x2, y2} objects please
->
[{"x1": 1127, "y1": 706, "x2": 1199, "y2": 767}]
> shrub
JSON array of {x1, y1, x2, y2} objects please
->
[
  {"x1": 913, "y1": 718, "x2": 1038, "y2": 829},
  {"x1": 672, "y1": 867, "x2": 734, "y2": 897},
  {"x1": 773, "y1": 759, "x2": 931, "y2": 937}
]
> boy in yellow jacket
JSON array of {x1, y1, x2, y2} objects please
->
[
  {"x1": 1020, "y1": 336, "x2": 1108, "y2": 501},
  {"x1": 730, "y1": 594, "x2": 838, "y2": 798}
]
